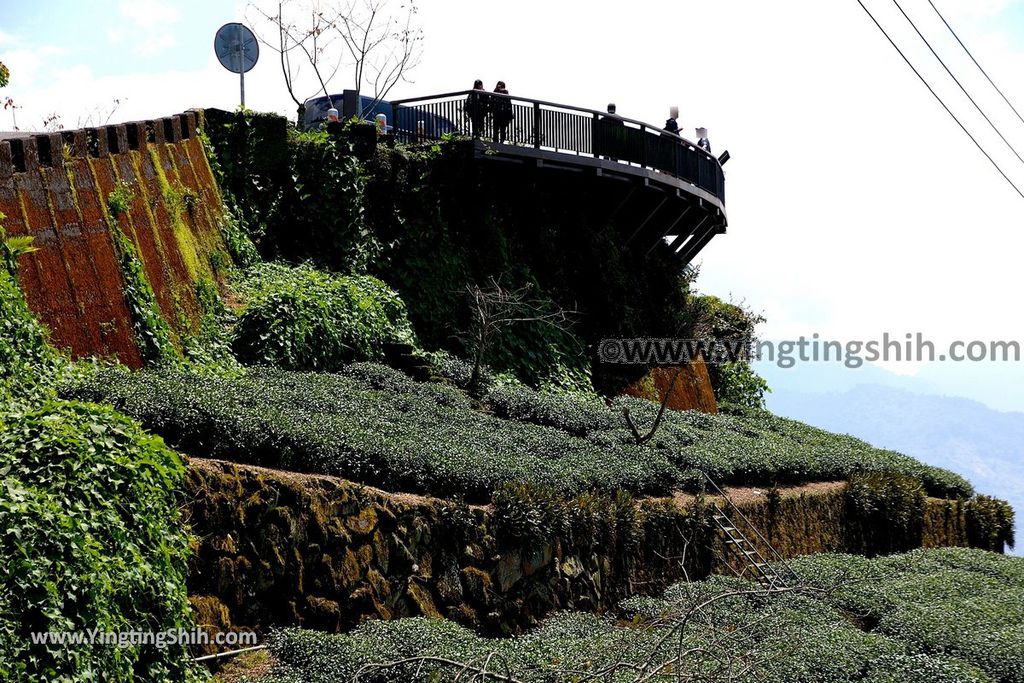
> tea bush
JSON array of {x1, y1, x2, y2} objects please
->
[
  {"x1": 0, "y1": 401, "x2": 199, "y2": 682},
  {"x1": 793, "y1": 547, "x2": 1024, "y2": 682},
  {"x1": 249, "y1": 548, "x2": 1019, "y2": 683},
  {"x1": 845, "y1": 473, "x2": 927, "y2": 555},
  {"x1": 65, "y1": 363, "x2": 974, "y2": 500},
  {"x1": 231, "y1": 263, "x2": 416, "y2": 371}
]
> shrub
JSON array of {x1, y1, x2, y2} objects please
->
[
  {"x1": 64, "y1": 363, "x2": 977, "y2": 502},
  {"x1": 0, "y1": 401, "x2": 199, "y2": 682},
  {"x1": 965, "y1": 495, "x2": 1016, "y2": 551},
  {"x1": 231, "y1": 263, "x2": 415, "y2": 371},
  {"x1": 793, "y1": 547, "x2": 1024, "y2": 683},
  {"x1": 252, "y1": 548, "x2": 1019, "y2": 683},
  {"x1": 426, "y1": 349, "x2": 488, "y2": 390},
  {"x1": 713, "y1": 360, "x2": 770, "y2": 409},
  {"x1": 845, "y1": 473, "x2": 927, "y2": 555},
  {"x1": 63, "y1": 364, "x2": 672, "y2": 500},
  {"x1": 281, "y1": 128, "x2": 375, "y2": 272}
]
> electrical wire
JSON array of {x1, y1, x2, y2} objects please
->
[
  {"x1": 926, "y1": 0, "x2": 1024, "y2": 129},
  {"x1": 853, "y1": 0, "x2": 1024, "y2": 200},
  {"x1": 890, "y1": 0, "x2": 1024, "y2": 167}
]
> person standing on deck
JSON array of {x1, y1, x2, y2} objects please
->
[
  {"x1": 697, "y1": 127, "x2": 712, "y2": 153},
  {"x1": 597, "y1": 103, "x2": 626, "y2": 161},
  {"x1": 492, "y1": 81, "x2": 513, "y2": 143},
  {"x1": 663, "y1": 106, "x2": 680, "y2": 135},
  {"x1": 465, "y1": 79, "x2": 489, "y2": 138}
]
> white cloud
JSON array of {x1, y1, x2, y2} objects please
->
[
  {"x1": 134, "y1": 33, "x2": 178, "y2": 55},
  {"x1": 119, "y1": 0, "x2": 182, "y2": 29},
  {"x1": 117, "y1": 0, "x2": 183, "y2": 56}
]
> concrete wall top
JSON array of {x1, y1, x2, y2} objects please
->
[{"x1": 0, "y1": 111, "x2": 199, "y2": 176}]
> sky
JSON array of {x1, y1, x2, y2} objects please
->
[{"x1": 2, "y1": 0, "x2": 1024, "y2": 411}]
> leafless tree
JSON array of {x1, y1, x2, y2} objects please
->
[
  {"x1": 464, "y1": 276, "x2": 577, "y2": 398},
  {"x1": 4, "y1": 97, "x2": 20, "y2": 131},
  {"x1": 74, "y1": 98, "x2": 123, "y2": 129},
  {"x1": 247, "y1": 0, "x2": 423, "y2": 124},
  {"x1": 331, "y1": 0, "x2": 424, "y2": 117},
  {"x1": 619, "y1": 365, "x2": 686, "y2": 445},
  {"x1": 247, "y1": 1, "x2": 346, "y2": 122}
]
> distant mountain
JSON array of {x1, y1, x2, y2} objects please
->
[
  {"x1": 764, "y1": 384, "x2": 1024, "y2": 554},
  {"x1": 754, "y1": 358, "x2": 939, "y2": 396},
  {"x1": 754, "y1": 356, "x2": 1024, "y2": 414}
]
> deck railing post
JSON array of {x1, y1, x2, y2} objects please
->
[
  {"x1": 386, "y1": 91, "x2": 725, "y2": 204},
  {"x1": 533, "y1": 102, "x2": 541, "y2": 149}
]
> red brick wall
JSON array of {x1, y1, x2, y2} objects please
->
[{"x1": 0, "y1": 112, "x2": 227, "y2": 366}]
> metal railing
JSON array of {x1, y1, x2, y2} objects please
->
[
  {"x1": 388, "y1": 91, "x2": 725, "y2": 205},
  {"x1": 703, "y1": 472, "x2": 802, "y2": 586}
]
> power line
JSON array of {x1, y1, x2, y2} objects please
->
[
  {"x1": 926, "y1": 0, "x2": 1024, "y2": 129},
  {"x1": 853, "y1": 0, "x2": 1024, "y2": 200},
  {"x1": 890, "y1": 0, "x2": 1024, "y2": 168}
]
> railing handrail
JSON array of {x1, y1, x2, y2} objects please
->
[{"x1": 388, "y1": 89, "x2": 719, "y2": 166}]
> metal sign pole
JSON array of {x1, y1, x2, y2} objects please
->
[
  {"x1": 215, "y1": 22, "x2": 258, "y2": 110},
  {"x1": 236, "y1": 23, "x2": 245, "y2": 109}
]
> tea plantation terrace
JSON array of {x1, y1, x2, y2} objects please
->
[
  {"x1": 253, "y1": 547, "x2": 1024, "y2": 683},
  {"x1": 64, "y1": 363, "x2": 972, "y2": 502}
]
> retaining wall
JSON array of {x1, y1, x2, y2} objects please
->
[
  {"x1": 0, "y1": 112, "x2": 227, "y2": 365},
  {"x1": 185, "y1": 458, "x2": 975, "y2": 651}
]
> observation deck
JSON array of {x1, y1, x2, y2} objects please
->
[{"x1": 387, "y1": 91, "x2": 728, "y2": 263}]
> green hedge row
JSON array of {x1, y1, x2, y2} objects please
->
[
  {"x1": 249, "y1": 547, "x2": 1019, "y2": 683},
  {"x1": 0, "y1": 401, "x2": 199, "y2": 682},
  {"x1": 64, "y1": 363, "x2": 972, "y2": 500},
  {"x1": 231, "y1": 263, "x2": 416, "y2": 371},
  {"x1": 793, "y1": 548, "x2": 1024, "y2": 682}
]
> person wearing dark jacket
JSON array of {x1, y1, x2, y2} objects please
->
[
  {"x1": 596, "y1": 103, "x2": 626, "y2": 161},
  {"x1": 465, "y1": 79, "x2": 489, "y2": 138},
  {"x1": 663, "y1": 106, "x2": 680, "y2": 135},
  {"x1": 492, "y1": 81, "x2": 513, "y2": 143},
  {"x1": 697, "y1": 127, "x2": 712, "y2": 153}
]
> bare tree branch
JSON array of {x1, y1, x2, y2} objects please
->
[
  {"x1": 331, "y1": 0, "x2": 424, "y2": 116},
  {"x1": 463, "y1": 275, "x2": 579, "y2": 397},
  {"x1": 620, "y1": 365, "x2": 686, "y2": 445}
]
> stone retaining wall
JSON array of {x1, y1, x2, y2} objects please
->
[{"x1": 185, "y1": 458, "x2": 974, "y2": 651}]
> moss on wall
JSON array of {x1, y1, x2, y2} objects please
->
[
  {"x1": 185, "y1": 459, "x2": 995, "y2": 641},
  {"x1": 0, "y1": 116, "x2": 232, "y2": 366}
]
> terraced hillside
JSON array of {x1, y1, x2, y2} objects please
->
[
  {"x1": 65, "y1": 363, "x2": 972, "y2": 501},
  {"x1": 0, "y1": 109, "x2": 1016, "y2": 682},
  {"x1": 236, "y1": 547, "x2": 1024, "y2": 683}
]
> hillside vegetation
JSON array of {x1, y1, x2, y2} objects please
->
[
  {"x1": 244, "y1": 547, "x2": 1024, "y2": 683},
  {"x1": 1, "y1": 110, "x2": 1018, "y2": 683},
  {"x1": 0, "y1": 234, "x2": 199, "y2": 681},
  {"x1": 64, "y1": 363, "x2": 973, "y2": 501}
]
